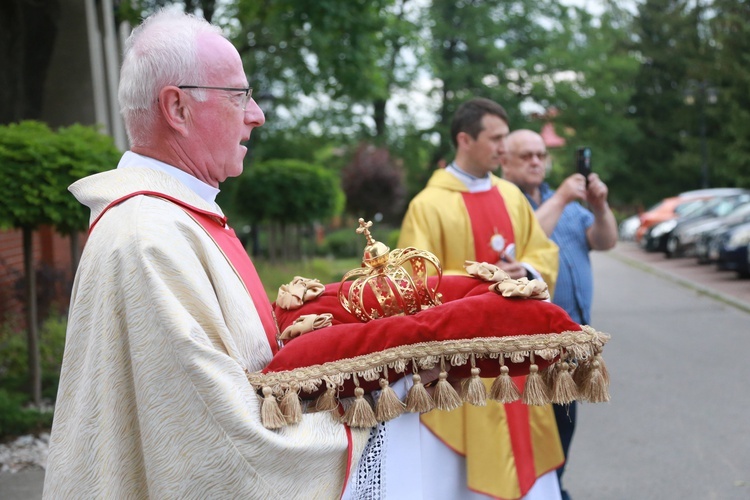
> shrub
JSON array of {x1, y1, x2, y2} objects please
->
[
  {"x1": 0, "y1": 389, "x2": 53, "y2": 438},
  {"x1": 319, "y1": 228, "x2": 361, "y2": 259},
  {"x1": 0, "y1": 315, "x2": 67, "y2": 400}
]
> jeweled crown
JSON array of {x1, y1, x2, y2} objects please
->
[{"x1": 338, "y1": 218, "x2": 443, "y2": 322}]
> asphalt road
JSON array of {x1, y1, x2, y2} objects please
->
[
  {"x1": 564, "y1": 243, "x2": 750, "y2": 499},
  {"x1": 3, "y1": 242, "x2": 749, "y2": 499}
]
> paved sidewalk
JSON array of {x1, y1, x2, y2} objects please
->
[
  {"x1": 612, "y1": 240, "x2": 750, "y2": 312},
  {"x1": 0, "y1": 468, "x2": 43, "y2": 500}
]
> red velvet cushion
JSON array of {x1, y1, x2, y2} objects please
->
[{"x1": 267, "y1": 275, "x2": 581, "y2": 397}]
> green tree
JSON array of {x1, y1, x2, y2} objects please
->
[
  {"x1": 626, "y1": 0, "x2": 705, "y2": 205},
  {"x1": 541, "y1": 3, "x2": 641, "y2": 207},
  {"x1": 712, "y1": 0, "x2": 750, "y2": 187},
  {"x1": 231, "y1": 159, "x2": 343, "y2": 260},
  {"x1": 0, "y1": 121, "x2": 119, "y2": 406},
  {"x1": 425, "y1": 0, "x2": 569, "y2": 163}
]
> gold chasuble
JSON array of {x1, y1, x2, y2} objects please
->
[{"x1": 399, "y1": 169, "x2": 563, "y2": 499}]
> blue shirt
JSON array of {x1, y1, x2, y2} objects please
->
[{"x1": 525, "y1": 183, "x2": 594, "y2": 324}]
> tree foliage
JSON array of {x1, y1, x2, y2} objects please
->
[
  {"x1": 0, "y1": 120, "x2": 120, "y2": 406},
  {"x1": 540, "y1": 3, "x2": 641, "y2": 207},
  {"x1": 341, "y1": 142, "x2": 407, "y2": 222},
  {"x1": 0, "y1": 121, "x2": 121, "y2": 233},
  {"x1": 231, "y1": 159, "x2": 343, "y2": 226},
  {"x1": 712, "y1": 0, "x2": 750, "y2": 187},
  {"x1": 14, "y1": 0, "x2": 750, "y2": 218}
]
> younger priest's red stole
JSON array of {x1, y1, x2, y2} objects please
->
[
  {"x1": 461, "y1": 188, "x2": 515, "y2": 264},
  {"x1": 91, "y1": 191, "x2": 280, "y2": 354},
  {"x1": 423, "y1": 186, "x2": 557, "y2": 498}
]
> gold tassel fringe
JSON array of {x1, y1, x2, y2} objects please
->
[
  {"x1": 522, "y1": 354, "x2": 551, "y2": 405},
  {"x1": 280, "y1": 385, "x2": 303, "y2": 424},
  {"x1": 580, "y1": 358, "x2": 610, "y2": 403},
  {"x1": 405, "y1": 373, "x2": 435, "y2": 413},
  {"x1": 375, "y1": 367, "x2": 406, "y2": 421},
  {"x1": 596, "y1": 353, "x2": 610, "y2": 386},
  {"x1": 551, "y1": 362, "x2": 579, "y2": 404},
  {"x1": 341, "y1": 387, "x2": 378, "y2": 428},
  {"x1": 489, "y1": 364, "x2": 521, "y2": 403},
  {"x1": 252, "y1": 333, "x2": 613, "y2": 427},
  {"x1": 314, "y1": 385, "x2": 339, "y2": 412},
  {"x1": 462, "y1": 355, "x2": 487, "y2": 406},
  {"x1": 433, "y1": 358, "x2": 462, "y2": 411},
  {"x1": 260, "y1": 386, "x2": 286, "y2": 429},
  {"x1": 572, "y1": 359, "x2": 591, "y2": 389}
]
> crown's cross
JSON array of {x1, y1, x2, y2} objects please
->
[{"x1": 356, "y1": 218, "x2": 375, "y2": 245}]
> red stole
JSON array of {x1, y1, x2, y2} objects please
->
[
  {"x1": 462, "y1": 186, "x2": 539, "y2": 491},
  {"x1": 461, "y1": 188, "x2": 515, "y2": 263},
  {"x1": 91, "y1": 191, "x2": 279, "y2": 355}
]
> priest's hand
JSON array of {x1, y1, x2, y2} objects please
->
[{"x1": 494, "y1": 253, "x2": 528, "y2": 280}]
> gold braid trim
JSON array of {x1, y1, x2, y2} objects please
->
[
  {"x1": 251, "y1": 326, "x2": 611, "y2": 428},
  {"x1": 247, "y1": 325, "x2": 609, "y2": 393}
]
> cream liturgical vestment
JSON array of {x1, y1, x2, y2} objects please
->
[{"x1": 43, "y1": 160, "x2": 370, "y2": 499}]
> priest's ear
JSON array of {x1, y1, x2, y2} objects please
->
[
  {"x1": 456, "y1": 130, "x2": 474, "y2": 150},
  {"x1": 157, "y1": 85, "x2": 191, "y2": 137}
]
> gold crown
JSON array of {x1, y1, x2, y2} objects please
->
[{"x1": 338, "y1": 218, "x2": 443, "y2": 322}]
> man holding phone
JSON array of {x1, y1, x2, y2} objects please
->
[{"x1": 501, "y1": 129, "x2": 617, "y2": 500}]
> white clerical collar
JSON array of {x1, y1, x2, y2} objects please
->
[
  {"x1": 117, "y1": 151, "x2": 221, "y2": 205},
  {"x1": 446, "y1": 163, "x2": 493, "y2": 193}
]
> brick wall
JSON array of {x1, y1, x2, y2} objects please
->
[{"x1": 0, "y1": 227, "x2": 84, "y2": 325}]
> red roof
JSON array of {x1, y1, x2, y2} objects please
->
[{"x1": 540, "y1": 122, "x2": 566, "y2": 148}]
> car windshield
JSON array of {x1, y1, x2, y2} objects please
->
[
  {"x1": 684, "y1": 196, "x2": 732, "y2": 218},
  {"x1": 712, "y1": 195, "x2": 750, "y2": 217},
  {"x1": 675, "y1": 200, "x2": 707, "y2": 217}
]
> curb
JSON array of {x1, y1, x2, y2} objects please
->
[{"x1": 609, "y1": 245, "x2": 750, "y2": 315}]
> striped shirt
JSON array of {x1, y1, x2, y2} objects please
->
[{"x1": 525, "y1": 183, "x2": 594, "y2": 324}]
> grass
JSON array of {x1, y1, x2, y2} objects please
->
[{"x1": 254, "y1": 256, "x2": 362, "y2": 301}]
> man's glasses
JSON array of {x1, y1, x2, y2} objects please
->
[
  {"x1": 178, "y1": 85, "x2": 253, "y2": 110},
  {"x1": 516, "y1": 151, "x2": 549, "y2": 161}
]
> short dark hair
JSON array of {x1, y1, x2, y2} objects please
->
[{"x1": 450, "y1": 98, "x2": 509, "y2": 148}]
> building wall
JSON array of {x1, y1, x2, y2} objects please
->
[
  {"x1": 1, "y1": 0, "x2": 123, "y2": 327},
  {"x1": 42, "y1": 0, "x2": 97, "y2": 128}
]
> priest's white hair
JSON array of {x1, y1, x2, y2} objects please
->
[{"x1": 118, "y1": 9, "x2": 222, "y2": 146}]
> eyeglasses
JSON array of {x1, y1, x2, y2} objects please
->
[
  {"x1": 178, "y1": 85, "x2": 253, "y2": 110},
  {"x1": 516, "y1": 151, "x2": 549, "y2": 161}
]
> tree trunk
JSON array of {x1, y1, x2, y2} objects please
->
[
  {"x1": 23, "y1": 227, "x2": 42, "y2": 407},
  {"x1": 269, "y1": 222, "x2": 277, "y2": 263},
  {"x1": 281, "y1": 222, "x2": 289, "y2": 262},
  {"x1": 250, "y1": 223, "x2": 260, "y2": 257},
  {"x1": 373, "y1": 98, "x2": 386, "y2": 139},
  {"x1": 297, "y1": 224, "x2": 304, "y2": 260}
]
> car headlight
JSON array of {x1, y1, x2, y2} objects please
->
[
  {"x1": 727, "y1": 227, "x2": 750, "y2": 250},
  {"x1": 651, "y1": 220, "x2": 677, "y2": 237}
]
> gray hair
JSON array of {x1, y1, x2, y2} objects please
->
[{"x1": 118, "y1": 9, "x2": 223, "y2": 146}]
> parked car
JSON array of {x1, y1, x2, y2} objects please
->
[
  {"x1": 644, "y1": 192, "x2": 750, "y2": 255},
  {"x1": 715, "y1": 220, "x2": 750, "y2": 277},
  {"x1": 636, "y1": 197, "x2": 707, "y2": 244},
  {"x1": 641, "y1": 199, "x2": 709, "y2": 252},
  {"x1": 665, "y1": 194, "x2": 750, "y2": 258},
  {"x1": 694, "y1": 202, "x2": 750, "y2": 263},
  {"x1": 619, "y1": 214, "x2": 641, "y2": 241}
]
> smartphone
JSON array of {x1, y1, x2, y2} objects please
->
[{"x1": 576, "y1": 147, "x2": 592, "y2": 187}]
